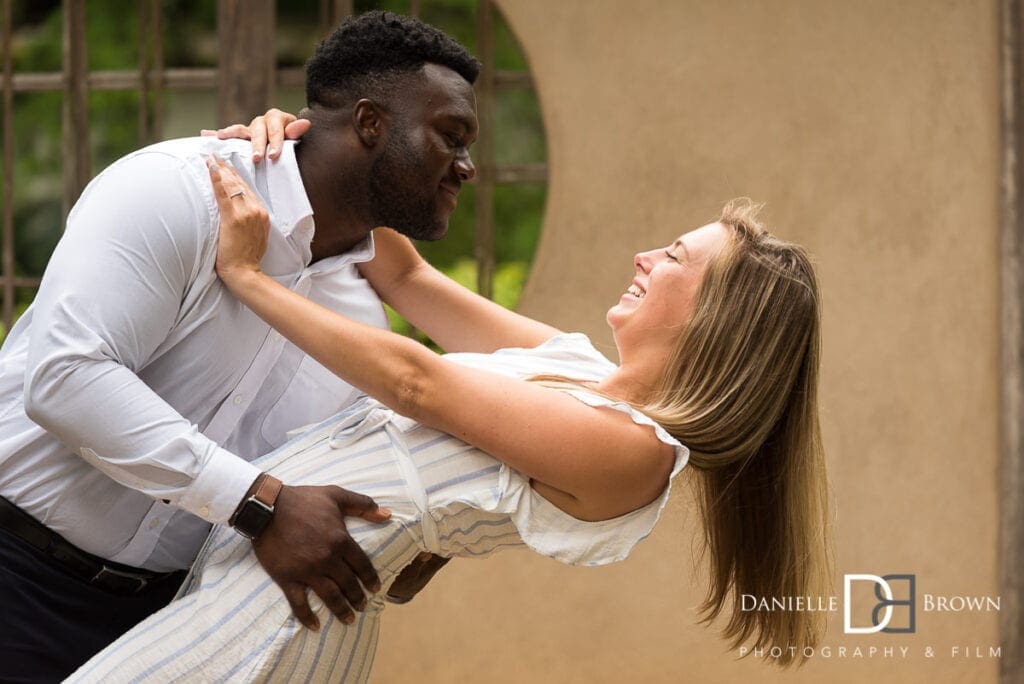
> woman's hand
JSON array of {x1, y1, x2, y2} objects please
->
[
  {"x1": 206, "y1": 155, "x2": 270, "y2": 287},
  {"x1": 201, "y1": 108, "x2": 311, "y2": 162}
]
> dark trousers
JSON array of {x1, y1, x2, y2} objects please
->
[{"x1": 0, "y1": 528, "x2": 185, "y2": 683}]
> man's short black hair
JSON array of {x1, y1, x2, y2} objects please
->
[{"x1": 306, "y1": 11, "x2": 481, "y2": 109}]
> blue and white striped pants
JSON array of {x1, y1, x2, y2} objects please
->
[{"x1": 70, "y1": 403, "x2": 456, "y2": 683}]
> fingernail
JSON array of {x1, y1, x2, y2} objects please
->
[
  {"x1": 356, "y1": 600, "x2": 367, "y2": 611},
  {"x1": 310, "y1": 619, "x2": 320, "y2": 631},
  {"x1": 200, "y1": 129, "x2": 214, "y2": 136},
  {"x1": 343, "y1": 615, "x2": 355, "y2": 625},
  {"x1": 268, "y1": 147, "x2": 278, "y2": 157},
  {"x1": 379, "y1": 507, "x2": 392, "y2": 517},
  {"x1": 371, "y1": 582, "x2": 382, "y2": 593},
  {"x1": 253, "y1": 153, "x2": 262, "y2": 162},
  {"x1": 205, "y1": 155, "x2": 217, "y2": 170}
]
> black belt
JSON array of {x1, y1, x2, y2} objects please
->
[{"x1": 0, "y1": 495, "x2": 183, "y2": 596}]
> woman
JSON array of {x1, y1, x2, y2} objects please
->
[{"x1": 71, "y1": 159, "x2": 830, "y2": 681}]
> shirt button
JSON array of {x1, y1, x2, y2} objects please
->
[
  {"x1": 233, "y1": 395, "x2": 243, "y2": 405},
  {"x1": 199, "y1": 505, "x2": 210, "y2": 518},
  {"x1": 148, "y1": 518, "x2": 160, "y2": 530}
]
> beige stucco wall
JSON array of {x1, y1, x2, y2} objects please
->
[{"x1": 373, "y1": 1, "x2": 1004, "y2": 681}]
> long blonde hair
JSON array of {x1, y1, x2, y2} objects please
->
[{"x1": 642, "y1": 199, "x2": 831, "y2": 666}]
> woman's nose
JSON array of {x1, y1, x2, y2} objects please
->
[{"x1": 634, "y1": 250, "x2": 652, "y2": 273}]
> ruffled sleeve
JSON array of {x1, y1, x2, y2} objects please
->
[{"x1": 495, "y1": 390, "x2": 689, "y2": 567}]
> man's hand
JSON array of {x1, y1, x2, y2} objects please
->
[
  {"x1": 201, "y1": 108, "x2": 310, "y2": 163},
  {"x1": 386, "y1": 552, "x2": 451, "y2": 604},
  {"x1": 252, "y1": 483, "x2": 391, "y2": 630}
]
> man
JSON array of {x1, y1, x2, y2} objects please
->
[{"x1": 0, "y1": 11, "x2": 477, "y2": 680}]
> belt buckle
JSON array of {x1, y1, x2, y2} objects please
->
[{"x1": 92, "y1": 565, "x2": 149, "y2": 594}]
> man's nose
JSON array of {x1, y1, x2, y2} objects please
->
[{"x1": 454, "y1": 153, "x2": 476, "y2": 182}]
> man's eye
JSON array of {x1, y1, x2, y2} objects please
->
[
  {"x1": 665, "y1": 250, "x2": 678, "y2": 262},
  {"x1": 446, "y1": 133, "x2": 464, "y2": 148}
]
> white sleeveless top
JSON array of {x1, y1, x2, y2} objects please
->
[{"x1": 422, "y1": 332, "x2": 691, "y2": 566}]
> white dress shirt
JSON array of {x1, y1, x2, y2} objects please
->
[{"x1": 0, "y1": 138, "x2": 388, "y2": 571}]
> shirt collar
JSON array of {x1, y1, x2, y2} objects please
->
[
  {"x1": 306, "y1": 232, "x2": 376, "y2": 275},
  {"x1": 263, "y1": 141, "x2": 313, "y2": 241},
  {"x1": 262, "y1": 141, "x2": 377, "y2": 273}
]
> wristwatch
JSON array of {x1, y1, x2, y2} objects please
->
[{"x1": 229, "y1": 473, "x2": 283, "y2": 540}]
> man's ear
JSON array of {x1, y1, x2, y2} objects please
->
[{"x1": 352, "y1": 99, "x2": 387, "y2": 148}]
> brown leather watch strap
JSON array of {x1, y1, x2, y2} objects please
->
[{"x1": 252, "y1": 473, "x2": 283, "y2": 508}]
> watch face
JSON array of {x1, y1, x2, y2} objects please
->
[{"x1": 234, "y1": 499, "x2": 274, "y2": 539}]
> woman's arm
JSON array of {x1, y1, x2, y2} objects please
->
[
  {"x1": 209, "y1": 158, "x2": 674, "y2": 522},
  {"x1": 363, "y1": 228, "x2": 561, "y2": 352}
]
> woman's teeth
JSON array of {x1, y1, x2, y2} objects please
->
[{"x1": 627, "y1": 284, "x2": 645, "y2": 298}]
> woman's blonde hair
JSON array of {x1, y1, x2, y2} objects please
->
[{"x1": 642, "y1": 199, "x2": 831, "y2": 666}]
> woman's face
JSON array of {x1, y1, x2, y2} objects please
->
[{"x1": 607, "y1": 222, "x2": 731, "y2": 355}]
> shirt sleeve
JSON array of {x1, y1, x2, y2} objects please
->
[{"x1": 22, "y1": 151, "x2": 260, "y2": 524}]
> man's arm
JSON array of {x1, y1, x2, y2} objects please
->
[
  {"x1": 24, "y1": 151, "x2": 386, "y2": 627},
  {"x1": 24, "y1": 152, "x2": 255, "y2": 519}
]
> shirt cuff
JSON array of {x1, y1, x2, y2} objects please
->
[{"x1": 177, "y1": 446, "x2": 262, "y2": 524}]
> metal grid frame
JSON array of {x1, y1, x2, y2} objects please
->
[{"x1": 0, "y1": 0, "x2": 547, "y2": 329}]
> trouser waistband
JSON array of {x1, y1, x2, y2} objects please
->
[{"x1": 0, "y1": 495, "x2": 183, "y2": 595}]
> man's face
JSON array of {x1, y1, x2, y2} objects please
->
[{"x1": 368, "y1": 63, "x2": 478, "y2": 241}]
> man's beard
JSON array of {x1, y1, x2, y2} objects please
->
[{"x1": 368, "y1": 129, "x2": 447, "y2": 241}]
